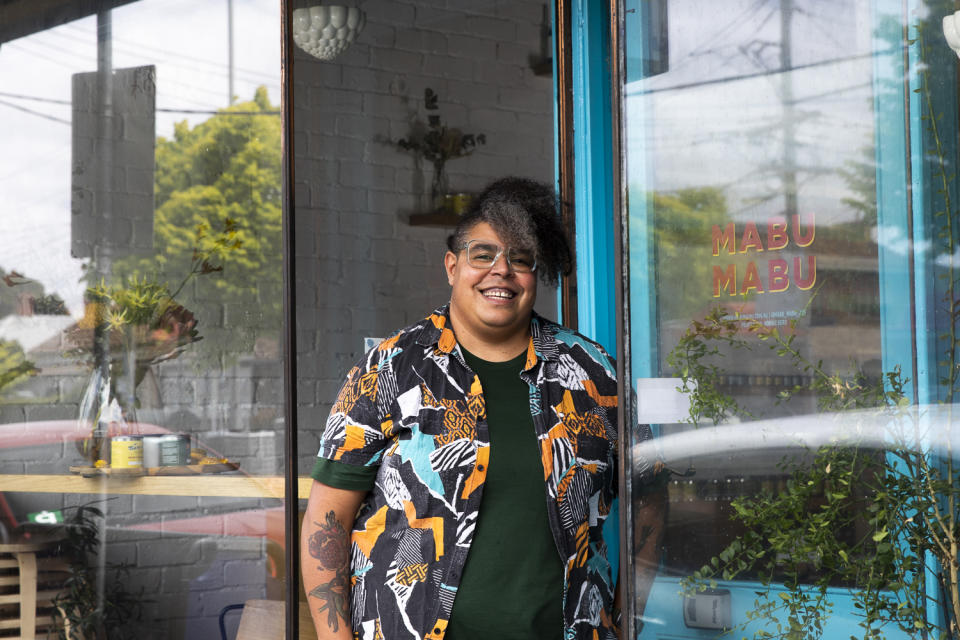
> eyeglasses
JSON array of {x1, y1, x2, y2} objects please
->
[{"x1": 459, "y1": 240, "x2": 537, "y2": 273}]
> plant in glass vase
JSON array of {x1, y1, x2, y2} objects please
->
[
  {"x1": 67, "y1": 218, "x2": 239, "y2": 465},
  {"x1": 393, "y1": 88, "x2": 486, "y2": 212}
]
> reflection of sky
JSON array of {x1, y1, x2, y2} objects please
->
[
  {"x1": 0, "y1": 0, "x2": 280, "y2": 316},
  {"x1": 624, "y1": 0, "x2": 888, "y2": 384},
  {"x1": 624, "y1": 0, "x2": 877, "y2": 224}
]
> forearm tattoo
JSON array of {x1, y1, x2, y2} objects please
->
[{"x1": 308, "y1": 510, "x2": 351, "y2": 632}]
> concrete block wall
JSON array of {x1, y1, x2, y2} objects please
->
[{"x1": 294, "y1": 0, "x2": 557, "y2": 467}]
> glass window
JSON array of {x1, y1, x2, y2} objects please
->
[
  {"x1": 291, "y1": 4, "x2": 559, "y2": 509},
  {"x1": 0, "y1": 2, "x2": 283, "y2": 637},
  {"x1": 291, "y1": 0, "x2": 560, "y2": 634},
  {"x1": 621, "y1": 1, "x2": 960, "y2": 638}
]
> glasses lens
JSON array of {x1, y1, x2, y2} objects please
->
[
  {"x1": 466, "y1": 242, "x2": 500, "y2": 268},
  {"x1": 506, "y1": 249, "x2": 536, "y2": 273},
  {"x1": 464, "y1": 242, "x2": 537, "y2": 272}
]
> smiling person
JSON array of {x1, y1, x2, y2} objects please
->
[{"x1": 301, "y1": 177, "x2": 659, "y2": 640}]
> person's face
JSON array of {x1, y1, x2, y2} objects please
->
[{"x1": 444, "y1": 222, "x2": 538, "y2": 345}]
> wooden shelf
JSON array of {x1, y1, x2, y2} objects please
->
[
  {"x1": 0, "y1": 474, "x2": 313, "y2": 499},
  {"x1": 407, "y1": 211, "x2": 462, "y2": 227}
]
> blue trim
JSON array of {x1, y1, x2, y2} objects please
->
[
  {"x1": 571, "y1": 0, "x2": 616, "y2": 354},
  {"x1": 623, "y1": 0, "x2": 658, "y2": 383},
  {"x1": 907, "y1": 1, "x2": 959, "y2": 631},
  {"x1": 872, "y1": 1, "x2": 915, "y2": 396},
  {"x1": 552, "y1": 0, "x2": 563, "y2": 323}
]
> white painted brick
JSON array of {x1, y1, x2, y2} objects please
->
[
  {"x1": 366, "y1": 144, "x2": 418, "y2": 169},
  {"x1": 515, "y1": 22, "x2": 541, "y2": 46},
  {"x1": 447, "y1": 34, "x2": 497, "y2": 59},
  {"x1": 300, "y1": 158, "x2": 337, "y2": 185},
  {"x1": 370, "y1": 47, "x2": 425, "y2": 73},
  {"x1": 416, "y1": 7, "x2": 468, "y2": 33},
  {"x1": 469, "y1": 107, "x2": 519, "y2": 132},
  {"x1": 450, "y1": 0, "x2": 498, "y2": 18},
  {"x1": 308, "y1": 86, "x2": 363, "y2": 112},
  {"x1": 364, "y1": 0, "x2": 417, "y2": 26},
  {"x1": 517, "y1": 111, "x2": 552, "y2": 131},
  {"x1": 339, "y1": 161, "x2": 396, "y2": 189},
  {"x1": 466, "y1": 15, "x2": 517, "y2": 40},
  {"x1": 312, "y1": 184, "x2": 367, "y2": 211},
  {"x1": 499, "y1": 86, "x2": 550, "y2": 112},
  {"x1": 293, "y1": 56, "x2": 342, "y2": 87},
  {"x1": 307, "y1": 133, "x2": 366, "y2": 161},
  {"x1": 335, "y1": 211, "x2": 394, "y2": 240},
  {"x1": 475, "y1": 60, "x2": 525, "y2": 86},
  {"x1": 394, "y1": 167, "x2": 429, "y2": 197},
  {"x1": 496, "y1": 0, "x2": 546, "y2": 23},
  {"x1": 362, "y1": 22, "x2": 398, "y2": 47},
  {"x1": 341, "y1": 67, "x2": 395, "y2": 94},
  {"x1": 368, "y1": 190, "x2": 420, "y2": 215},
  {"x1": 317, "y1": 232, "x2": 372, "y2": 261},
  {"x1": 335, "y1": 113, "x2": 391, "y2": 140},
  {"x1": 496, "y1": 40, "x2": 529, "y2": 64},
  {"x1": 422, "y1": 55, "x2": 473, "y2": 79},
  {"x1": 362, "y1": 93, "x2": 409, "y2": 119},
  {"x1": 395, "y1": 28, "x2": 448, "y2": 54}
]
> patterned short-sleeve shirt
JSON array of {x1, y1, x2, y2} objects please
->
[{"x1": 316, "y1": 305, "x2": 620, "y2": 640}]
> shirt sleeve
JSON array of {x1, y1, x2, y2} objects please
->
[
  {"x1": 316, "y1": 347, "x2": 398, "y2": 467},
  {"x1": 311, "y1": 457, "x2": 378, "y2": 491}
]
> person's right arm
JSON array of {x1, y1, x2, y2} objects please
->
[{"x1": 301, "y1": 479, "x2": 367, "y2": 640}]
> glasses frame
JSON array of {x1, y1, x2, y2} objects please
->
[{"x1": 459, "y1": 239, "x2": 538, "y2": 273}]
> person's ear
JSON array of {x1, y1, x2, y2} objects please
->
[{"x1": 444, "y1": 251, "x2": 458, "y2": 286}]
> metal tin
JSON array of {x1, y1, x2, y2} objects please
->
[
  {"x1": 111, "y1": 435, "x2": 143, "y2": 469},
  {"x1": 157, "y1": 434, "x2": 190, "y2": 466},
  {"x1": 142, "y1": 435, "x2": 162, "y2": 468}
]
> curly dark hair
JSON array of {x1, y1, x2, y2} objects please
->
[{"x1": 445, "y1": 177, "x2": 573, "y2": 286}]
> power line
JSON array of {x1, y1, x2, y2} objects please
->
[
  {"x1": 59, "y1": 22, "x2": 278, "y2": 83},
  {"x1": 0, "y1": 91, "x2": 278, "y2": 116},
  {"x1": 0, "y1": 99, "x2": 70, "y2": 124}
]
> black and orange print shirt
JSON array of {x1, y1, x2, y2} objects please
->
[{"x1": 316, "y1": 305, "x2": 620, "y2": 640}]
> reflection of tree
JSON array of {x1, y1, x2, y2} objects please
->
[
  {"x1": 653, "y1": 186, "x2": 731, "y2": 321},
  {"x1": 0, "y1": 268, "x2": 51, "y2": 317},
  {"x1": 113, "y1": 87, "x2": 282, "y2": 360},
  {"x1": 837, "y1": 144, "x2": 877, "y2": 223},
  {"x1": 0, "y1": 340, "x2": 37, "y2": 395}
]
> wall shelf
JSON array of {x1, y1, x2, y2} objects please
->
[{"x1": 407, "y1": 211, "x2": 461, "y2": 227}]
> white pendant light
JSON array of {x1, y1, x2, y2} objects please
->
[
  {"x1": 292, "y1": 5, "x2": 366, "y2": 61},
  {"x1": 944, "y1": 10, "x2": 960, "y2": 58}
]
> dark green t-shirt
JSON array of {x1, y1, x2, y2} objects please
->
[{"x1": 311, "y1": 347, "x2": 564, "y2": 639}]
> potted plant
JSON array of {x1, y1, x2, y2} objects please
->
[
  {"x1": 66, "y1": 218, "x2": 239, "y2": 465},
  {"x1": 393, "y1": 88, "x2": 486, "y2": 212}
]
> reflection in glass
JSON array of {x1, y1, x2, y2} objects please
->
[
  {"x1": 621, "y1": 1, "x2": 960, "y2": 638},
  {"x1": 0, "y1": 2, "x2": 282, "y2": 637}
]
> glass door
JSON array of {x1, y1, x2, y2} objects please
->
[{"x1": 620, "y1": 0, "x2": 960, "y2": 637}]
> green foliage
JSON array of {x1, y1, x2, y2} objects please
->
[
  {"x1": 112, "y1": 87, "x2": 282, "y2": 360},
  {"x1": 39, "y1": 503, "x2": 143, "y2": 639},
  {"x1": 664, "y1": 306, "x2": 750, "y2": 425},
  {"x1": 0, "y1": 339, "x2": 38, "y2": 394},
  {"x1": 671, "y1": 302, "x2": 960, "y2": 639},
  {"x1": 393, "y1": 88, "x2": 486, "y2": 197},
  {"x1": 653, "y1": 187, "x2": 731, "y2": 321}
]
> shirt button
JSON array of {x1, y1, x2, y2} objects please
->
[
  {"x1": 434, "y1": 627, "x2": 442, "y2": 635},
  {"x1": 477, "y1": 464, "x2": 485, "y2": 471}
]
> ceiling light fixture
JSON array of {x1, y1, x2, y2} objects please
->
[{"x1": 292, "y1": 5, "x2": 366, "y2": 61}]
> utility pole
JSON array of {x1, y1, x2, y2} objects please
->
[
  {"x1": 94, "y1": 6, "x2": 113, "y2": 629},
  {"x1": 780, "y1": 0, "x2": 798, "y2": 219},
  {"x1": 228, "y1": 0, "x2": 235, "y2": 104}
]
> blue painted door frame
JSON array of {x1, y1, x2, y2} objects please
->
[{"x1": 559, "y1": 0, "x2": 617, "y2": 355}]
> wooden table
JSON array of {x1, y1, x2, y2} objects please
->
[{"x1": 0, "y1": 475, "x2": 313, "y2": 499}]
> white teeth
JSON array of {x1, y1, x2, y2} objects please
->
[{"x1": 484, "y1": 289, "x2": 515, "y2": 299}]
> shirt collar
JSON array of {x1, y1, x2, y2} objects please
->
[{"x1": 415, "y1": 304, "x2": 560, "y2": 369}]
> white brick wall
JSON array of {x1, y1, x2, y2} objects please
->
[{"x1": 293, "y1": 0, "x2": 557, "y2": 465}]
